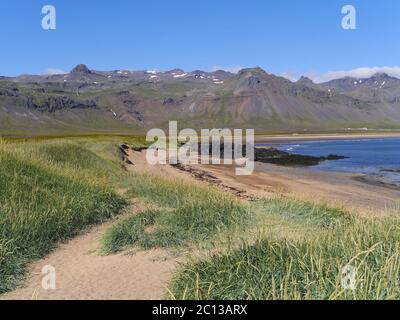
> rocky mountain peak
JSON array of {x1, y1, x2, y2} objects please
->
[
  {"x1": 166, "y1": 68, "x2": 185, "y2": 75},
  {"x1": 70, "y1": 64, "x2": 92, "y2": 74},
  {"x1": 370, "y1": 72, "x2": 391, "y2": 81},
  {"x1": 234, "y1": 67, "x2": 270, "y2": 93},
  {"x1": 238, "y1": 67, "x2": 267, "y2": 77},
  {"x1": 297, "y1": 76, "x2": 314, "y2": 85},
  {"x1": 211, "y1": 70, "x2": 234, "y2": 79}
]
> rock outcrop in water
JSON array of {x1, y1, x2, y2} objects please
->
[
  {"x1": 201, "y1": 143, "x2": 346, "y2": 167},
  {"x1": 254, "y1": 147, "x2": 346, "y2": 166}
]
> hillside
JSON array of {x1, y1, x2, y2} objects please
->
[{"x1": 2, "y1": 65, "x2": 400, "y2": 135}]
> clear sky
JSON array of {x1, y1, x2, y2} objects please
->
[{"x1": 0, "y1": 0, "x2": 399, "y2": 81}]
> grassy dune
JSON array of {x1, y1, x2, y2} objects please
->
[
  {"x1": 102, "y1": 174, "x2": 250, "y2": 252},
  {"x1": 1, "y1": 136, "x2": 400, "y2": 299},
  {"x1": 169, "y1": 201, "x2": 400, "y2": 300},
  {"x1": 0, "y1": 137, "x2": 141, "y2": 292}
]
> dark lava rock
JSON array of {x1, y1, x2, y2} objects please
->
[
  {"x1": 380, "y1": 168, "x2": 400, "y2": 173},
  {"x1": 118, "y1": 90, "x2": 131, "y2": 96},
  {"x1": 131, "y1": 145, "x2": 148, "y2": 152},
  {"x1": 162, "y1": 97, "x2": 177, "y2": 105},
  {"x1": 27, "y1": 96, "x2": 97, "y2": 112},
  {"x1": 201, "y1": 143, "x2": 346, "y2": 167},
  {"x1": 0, "y1": 87, "x2": 19, "y2": 97},
  {"x1": 162, "y1": 97, "x2": 185, "y2": 106},
  {"x1": 254, "y1": 147, "x2": 346, "y2": 166}
]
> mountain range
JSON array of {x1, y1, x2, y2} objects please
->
[{"x1": 1, "y1": 64, "x2": 400, "y2": 135}]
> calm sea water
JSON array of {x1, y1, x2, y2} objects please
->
[{"x1": 262, "y1": 138, "x2": 400, "y2": 186}]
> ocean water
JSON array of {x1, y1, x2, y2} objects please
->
[{"x1": 272, "y1": 138, "x2": 400, "y2": 186}]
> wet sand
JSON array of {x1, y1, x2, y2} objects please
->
[{"x1": 185, "y1": 161, "x2": 400, "y2": 214}]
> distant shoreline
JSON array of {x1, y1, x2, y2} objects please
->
[
  {"x1": 3, "y1": 130, "x2": 400, "y2": 142},
  {"x1": 255, "y1": 132, "x2": 400, "y2": 144}
]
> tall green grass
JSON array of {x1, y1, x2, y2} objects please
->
[
  {"x1": 253, "y1": 198, "x2": 354, "y2": 233},
  {"x1": 102, "y1": 174, "x2": 250, "y2": 252},
  {"x1": 3, "y1": 136, "x2": 400, "y2": 300},
  {"x1": 168, "y1": 200, "x2": 400, "y2": 300},
  {"x1": 0, "y1": 138, "x2": 132, "y2": 293}
]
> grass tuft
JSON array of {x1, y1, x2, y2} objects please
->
[{"x1": 102, "y1": 174, "x2": 250, "y2": 252}]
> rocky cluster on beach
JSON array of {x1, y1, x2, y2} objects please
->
[
  {"x1": 254, "y1": 147, "x2": 346, "y2": 166},
  {"x1": 205, "y1": 143, "x2": 346, "y2": 167},
  {"x1": 380, "y1": 168, "x2": 400, "y2": 173}
]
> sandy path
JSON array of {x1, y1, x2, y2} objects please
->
[
  {"x1": 1, "y1": 203, "x2": 177, "y2": 300},
  {"x1": 1, "y1": 149, "x2": 203, "y2": 300},
  {"x1": 1, "y1": 150, "x2": 204, "y2": 301}
]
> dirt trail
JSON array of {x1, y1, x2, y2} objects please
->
[
  {"x1": 1, "y1": 202, "x2": 177, "y2": 300},
  {"x1": 1, "y1": 150, "x2": 212, "y2": 300},
  {"x1": 1, "y1": 150, "x2": 187, "y2": 301}
]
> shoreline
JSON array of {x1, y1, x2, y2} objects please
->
[
  {"x1": 181, "y1": 159, "x2": 400, "y2": 213},
  {"x1": 255, "y1": 133, "x2": 400, "y2": 191},
  {"x1": 167, "y1": 134, "x2": 400, "y2": 209},
  {"x1": 352, "y1": 175, "x2": 400, "y2": 192},
  {"x1": 255, "y1": 132, "x2": 400, "y2": 144}
]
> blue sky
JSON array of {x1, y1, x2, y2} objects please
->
[{"x1": 0, "y1": 0, "x2": 399, "y2": 81}]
